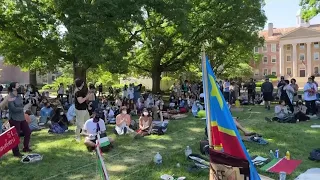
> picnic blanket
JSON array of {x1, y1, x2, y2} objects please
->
[
  {"x1": 295, "y1": 168, "x2": 320, "y2": 180},
  {"x1": 260, "y1": 158, "x2": 301, "y2": 174}
]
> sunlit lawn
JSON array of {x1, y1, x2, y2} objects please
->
[{"x1": 0, "y1": 106, "x2": 319, "y2": 180}]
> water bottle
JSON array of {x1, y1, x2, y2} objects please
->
[
  {"x1": 279, "y1": 171, "x2": 286, "y2": 180},
  {"x1": 185, "y1": 146, "x2": 192, "y2": 157},
  {"x1": 285, "y1": 151, "x2": 291, "y2": 160},
  {"x1": 154, "y1": 152, "x2": 162, "y2": 165},
  {"x1": 275, "y1": 149, "x2": 279, "y2": 159}
]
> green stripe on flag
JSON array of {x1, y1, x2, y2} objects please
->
[{"x1": 260, "y1": 159, "x2": 281, "y2": 171}]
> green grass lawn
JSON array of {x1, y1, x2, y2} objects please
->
[{"x1": 0, "y1": 106, "x2": 319, "y2": 180}]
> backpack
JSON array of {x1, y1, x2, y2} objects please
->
[
  {"x1": 151, "y1": 121, "x2": 168, "y2": 135},
  {"x1": 309, "y1": 149, "x2": 320, "y2": 161},
  {"x1": 130, "y1": 119, "x2": 138, "y2": 130}
]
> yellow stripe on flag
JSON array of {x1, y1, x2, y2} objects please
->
[{"x1": 210, "y1": 121, "x2": 236, "y2": 137}]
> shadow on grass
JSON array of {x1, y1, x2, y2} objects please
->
[{"x1": 234, "y1": 106, "x2": 320, "y2": 179}]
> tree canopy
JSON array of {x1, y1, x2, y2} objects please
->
[
  {"x1": 129, "y1": 0, "x2": 266, "y2": 92},
  {"x1": 0, "y1": 0, "x2": 150, "y2": 81},
  {"x1": 0, "y1": 0, "x2": 266, "y2": 91},
  {"x1": 301, "y1": 0, "x2": 320, "y2": 21}
]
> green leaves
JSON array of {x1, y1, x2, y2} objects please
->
[{"x1": 301, "y1": 0, "x2": 320, "y2": 21}]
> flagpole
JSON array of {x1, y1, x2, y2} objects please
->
[{"x1": 201, "y1": 46, "x2": 212, "y2": 147}]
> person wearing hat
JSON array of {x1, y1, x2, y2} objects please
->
[
  {"x1": 83, "y1": 108, "x2": 113, "y2": 152},
  {"x1": 261, "y1": 78, "x2": 274, "y2": 110},
  {"x1": 293, "y1": 100, "x2": 310, "y2": 122},
  {"x1": 114, "y1": 106, "x2": 137, "y2": 136},
  {"x1": 74, "y1": 78, "x2": 92, "y2": 142}
]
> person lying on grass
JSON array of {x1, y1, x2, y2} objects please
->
[
  {"x1": 137, "y1": 108, "x2": 153, "y2": 136},
  {"x1": 205, "y1": 117, "x2": 259, "y2": 138},
  {"x1": 114, "y1": 106, "x2": 138, "y2": 137},
  {"x1": 83, "y1": 109, "x2": 114, "y2": 152},
  {"x1": 265, "y1": 100, "x2": 297, "y2": 123}
]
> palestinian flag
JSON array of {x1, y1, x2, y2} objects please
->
[
  {"x1": 96, "y1": 134, "x2": 110, "y2": 180},
  {"x1": 260, "y1": 158, "x2": 301, "y2": 175}
]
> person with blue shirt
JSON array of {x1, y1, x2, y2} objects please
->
[{"x1": 39, "y1": 102, "x2": 53, "y2": 125}]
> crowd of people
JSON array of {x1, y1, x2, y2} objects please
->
[
  {"x1": 0, "y1": 79, "x2": 209, "y2": 157},
  {"x1": 2, "y1": 74, "x2": 319, "y2": 158},
  {"x1": 218, "y1": 75, "x2": 319, "y2": 124}
]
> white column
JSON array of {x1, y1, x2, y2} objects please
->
[
  {"x1": 307, "y1": 42, "x2": 312, "y2": 77},
  {"x1": 292, "y1": 43, "x2": 297, "y2": 77},
  {"x1": 279, "y1": 44, "x2": 284, "y2": 76}
]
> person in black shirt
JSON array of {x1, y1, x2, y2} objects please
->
[
  {"x1": 98, "y1": 83, "x2": 103, "y2": 97},
  {"x1": 261, "y1": 78, "x2": 274, "y2": 110},
  {"x1": 74, "y1": 78, "x2": 91, "y2": 142},
  {"x1": 246, "y1": 78, "x2": 256, "y2": 104}
]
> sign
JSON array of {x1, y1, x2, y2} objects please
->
[
  {"x1": 210, "y1": 163, "x2": 244, "y2": 180},
  {"x1": 0, "y1": 127, "x2": 20, "y2": 157}
]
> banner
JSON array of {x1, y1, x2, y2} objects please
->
[{"x1": 0, "y1": 127, "x2": 20, "y2": 157}]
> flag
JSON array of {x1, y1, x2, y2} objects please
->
[
  {"x1": 202, "y1": 56, "x2": 260, "y2": 179},
  {"x1": 261, "y1": 158, "x2": 301, "y2": 174},
  {"x1": 96, "y1": 134, "x2": 110, "y2": 180}
]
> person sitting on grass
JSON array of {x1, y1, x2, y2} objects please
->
[
  {"x1": 48, "y1": 107, "x2": 69, "y2": 134},
  {"x1": 104, "y1": 106, "x2": 115, "y2": 123},
  {"x1": 25, "y1": 110, "x2": 41, "y2": 131},
  {"x1": 265, "y1": 100, "x2": 296, "y2": 123},
  {"x1": 39, "y1": 102, "x2": 53, "y2": 125},
  {"x1": 136, "y1": 97, "x2": 145, "y2": 114},
  {"x1": 83, "y1": 109, "x2": 114, "y2": 152},
  {"x1": 137, "y1": 108, "x2": 153, "y2": 136},
  {"x1": 152, "y1": 105, "x2": 164, "y2": 122},
  {"x1": 114, "y1": 106, "x2": 137, "y2": 136},
  {"x1": 294, "y1": 100, "x2": 310, "y2": 122}
]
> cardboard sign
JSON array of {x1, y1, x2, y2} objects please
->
[
  {"x1": 210, "y1": 163, "x2": 245, "y2": 180},
  {"x1": 0, "y1": 127, "x2": 20, "y2": 157}
]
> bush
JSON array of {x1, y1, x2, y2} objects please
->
[
  {"x1": 265, "y1": 74, "x2": 277, "y2": 79},
  {"x1": 255, "y1": 81, "x2": 263, "y2": 87}
]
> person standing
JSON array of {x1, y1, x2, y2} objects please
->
[
  {"x1": 304, "y1": 77, "x2": 317, "y2": 115},
  {"x1": 223, "y1": 79, "x2": 230, "y2": 103},
  {"x1": 290, "y1": 79, "x2": 299, "y2": 102},
  {"x1": 7, "y1": 82, "x2": 32, "y2": 157},
  {"x1": 281, "y1": 80, "x2": 295, "y2": 113},
  {"x1": 246, "y1": 78, "x2": 256, "y2": 105},
  {"x1": 98, "y1": 83, "x2": 103, "y2": 97},
  {"x1": 261, "y1": 78, "x2": 274, "y2": 110},
  {"x1": 57, "y1": 83, "x2": 64, "y2": 103},
  {"x1": 74, "y1": 79, "x2": 91, "y2": 142}
]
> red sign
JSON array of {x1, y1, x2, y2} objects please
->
[{"x1": 0, "y1": 127, "x2": 20, "y2": 157}]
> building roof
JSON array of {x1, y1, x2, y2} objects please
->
[{"x1": 259, "y1": 24, "x2": 320, "y2": 41}]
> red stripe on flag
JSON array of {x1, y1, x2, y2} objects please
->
[
  {"x1": 210, "y1": 126, "x2": 222, "y2": 149},
  {"x1": 219, "y1": 132, "x2": 246, "y2": 159}
]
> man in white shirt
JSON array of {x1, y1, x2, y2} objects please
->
[
  {"x1": 304, "y1": 77, "x2": 318, "y2": 115},
  {"x1": 83, "y1": 109, "x2": 114, "y2": 152}
]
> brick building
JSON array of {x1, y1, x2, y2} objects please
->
[{"x1": 253, "y1": 10, "x2": 320, "y2": 82}]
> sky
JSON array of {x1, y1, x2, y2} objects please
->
[{"x1": 264, "y1": 0, "x2": 320, "y2": 29}]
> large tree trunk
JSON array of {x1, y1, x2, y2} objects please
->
[
  {"x1": 73, "y1": 57, "x2": 87, "y2": 82},
  {"x1": 29, "y1": 70, "x2": 37, "y2": 85},
  {"x1": 151, "y1": 70, "x2": 161, "y2": 93}
]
